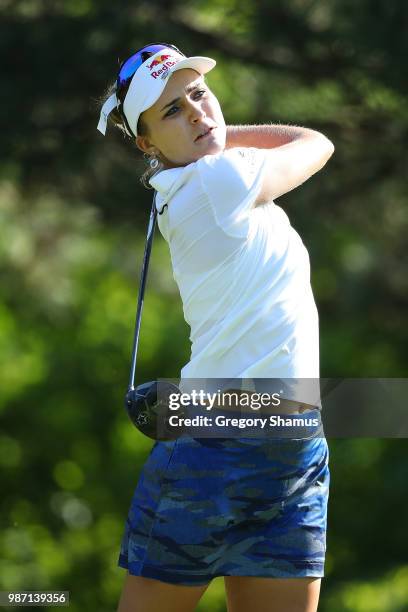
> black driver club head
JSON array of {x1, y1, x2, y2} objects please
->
[{"x1": 125, "y1": 380, "x2": 183, "y2": 440}]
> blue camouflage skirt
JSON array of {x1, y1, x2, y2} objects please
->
[{"x1": 118, "y1": 432, "x2": 330, "y2": 585}]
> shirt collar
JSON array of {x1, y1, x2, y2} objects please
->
[{"x1": 149, "y1": 167, "x2": 185, "y2": 195}]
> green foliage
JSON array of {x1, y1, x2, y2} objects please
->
[
  {"x1": 324, "y1": 566, "x2": 408, "y2": 612},
  {"x1": 1, "y1": 1, "x2": 407, "y2": 610}
]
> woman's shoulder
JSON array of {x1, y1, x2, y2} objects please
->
[
  {"x1": 199, "y1": 146, "x2": 263, "y2": 167},
  {"x1": 149, "y1": 147, "x2": 267, "y2": 209},
  {"x1": 198, "y1": 147, "x2": 267, "y2": 182},
  {"x1": 197, "y1": 147, "x2": 268, "y2": 197},
  {"x1": 194, "y1": 147, "x2": 270, "y2": 234}
]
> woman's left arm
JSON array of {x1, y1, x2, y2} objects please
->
[
  {"x1": 225, "y1": 124, "x2": 334, "y2": 204},
  {"x1": 225, "y1": 123, "x2": 319, "y2": 150}
]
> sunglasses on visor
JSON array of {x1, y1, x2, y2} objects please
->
[{"x1": 115, "y1": 42, "x2": 183, "y2": 136}]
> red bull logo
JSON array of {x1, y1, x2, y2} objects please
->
[
  {"x1": 146, "y1": 54, "x2": 181, "y2": 79},
  {"x1": 147, "y1": 54, "x2": 172, "y2": 70}
]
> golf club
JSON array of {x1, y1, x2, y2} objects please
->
[{"x1": 124, "y1": 192, "x2": 181, "y2": 440}]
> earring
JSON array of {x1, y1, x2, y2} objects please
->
[{"x1": 147, "y1": 150, "x2": 159, "y2": 169}]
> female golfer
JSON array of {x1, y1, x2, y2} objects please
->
[{"x1": 98, "y1": 42, "x2": 334, "y2": 612}]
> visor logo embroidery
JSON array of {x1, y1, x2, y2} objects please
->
[
  {"x1": 147, "y1": 54, "x2": 172, "y2": 70},
  {"x1": 147, "y1": 54, "x2": 181, "y2": 79}
]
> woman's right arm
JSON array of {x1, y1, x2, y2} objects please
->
[{"x1": 226, "y1": 124, "x2": 335, "y2": 205}]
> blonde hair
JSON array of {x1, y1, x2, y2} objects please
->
[{"x1": 99, "y1": 82, "x2": 164, "y2": 190}]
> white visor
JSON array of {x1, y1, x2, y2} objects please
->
[{"x1": 97, "y1": 47, "x2": 216, "y2": 137}]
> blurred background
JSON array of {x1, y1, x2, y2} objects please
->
[{"x1": 1, "y1": 0, "x2": 407, "y2": 610}]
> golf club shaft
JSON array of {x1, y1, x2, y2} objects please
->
[{"x1": 128, "y1": 193, "x2": 158, "y2": 390}]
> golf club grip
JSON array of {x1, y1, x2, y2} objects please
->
[{"x1": 128, "y1": 193, "x2": 158, "y2": 389}]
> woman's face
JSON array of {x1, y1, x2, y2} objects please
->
[{"x1": 136, "y1": 69, "x2": 226, "y2": 167}]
